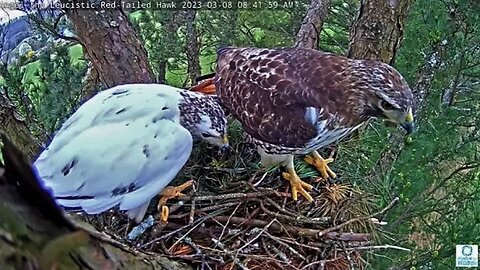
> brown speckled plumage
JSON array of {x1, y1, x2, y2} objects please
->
[
  {"x1": 215, "y1": 47, "x2": 414, "y2": 155},
  {"x1": 178, "y1": 91, "x2": 227, "y2": 136}
]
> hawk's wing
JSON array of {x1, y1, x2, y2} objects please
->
[
  {"x1": 215, "y1": 47, "x2": 352, "y2": 148},
  {"x1": 42, "y1": 84, "x2": 184, "y2": 155},
  {"x1": 34, "y1": 84, "x2": 193, "y2": 221}
]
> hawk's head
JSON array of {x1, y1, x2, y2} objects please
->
[
  {"x1": 179, "y1": 91, "x2": 229, "y2": 148},
  {"x1": 352, "y1": 60, "x2": 415, "y2": 134}
]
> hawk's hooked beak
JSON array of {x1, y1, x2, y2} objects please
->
[
  {"x1": 222, "y1": 135, "x2": 229, "y2": 145},
  {"x1": 220, "y1": 135, "x2": 231, "y2": 154},
  {"x1": 400, "y1": 108, "x2": 414, "y2": 134}
]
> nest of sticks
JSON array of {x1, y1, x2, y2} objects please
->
[{"x1": 79, "y1": 122, "x2": 400, "y2": 270}]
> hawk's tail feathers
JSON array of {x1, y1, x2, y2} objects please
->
[
  {"x1": 189, "y1": 74, "x2": 217, "y2": 95},
  {"x1": 194, "y1": 73, "x2": 215, "y2": 83},
  {"x1": 217, "y1": 46, "x2": 235, "y2": 56}
]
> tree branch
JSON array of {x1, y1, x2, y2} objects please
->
[{"x1": 294, "y1": 0, "x2": 332, "y2": 49}]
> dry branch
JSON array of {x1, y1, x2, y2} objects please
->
[{"x1": 295, "y1": 0, "x2": 332, "y2": 49}]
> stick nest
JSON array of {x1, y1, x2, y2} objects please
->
[{"x1": 77, "y1": 123, "x2": 398, "y2": 270}]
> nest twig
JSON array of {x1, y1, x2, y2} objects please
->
[{"x1": 75, "y1": 128, "x2": 408, "y2": 270}]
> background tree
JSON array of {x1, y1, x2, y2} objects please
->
[
  {"x1": 0, "y1": 19, "x2": 44, "y2": 161},
  {"x1": 382, "y1": 0, "x2": 480, "y2": 268},
  {"x1": 185, "y1": 10, "x2": 201, "y2": 85},
  {"x1": 348, "y1": 0, "x2": 412, "y2": 64},
  {"x1": 61, "y1": 0, "x2": 154, "y2": 87},
  {"x1": 346, "y1": 0, "x2": 419, "y2": 197},
  {"x1": 295, "y1": 0, "x2": 331, "y2": 49},
  {"x1": 133, "y1": 10, "x2": 185, "y2": 84},
  {"x1": 0, "y1": 93, "x2": 41, "y2": 161}
]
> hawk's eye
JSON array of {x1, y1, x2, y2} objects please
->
[
  {"x1": 381, "y1": 100, "x2": 395, "y2": 111},
  {"x1": 201, "y1": 132, "x2": 212, "y2": 138}
]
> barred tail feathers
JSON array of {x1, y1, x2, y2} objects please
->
[{"x1": 189, "y1": 75, "x2": 217, "y2": 95}]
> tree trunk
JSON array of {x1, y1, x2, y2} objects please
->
[
  {"x1": 62, "y1": 0, "x2": 155, "y2": 88},
  {"x1": 0, "y1": 135, "x2": 191, "y2": 270},
  {"x1": 159, "y1": 10, "x2": 183, "y2": 84},
  {"x1": 294, "y1": 0, "x2": 332, "y2": 49},
  {"x1": 185, "y1": 10, "x2": 201, "y2": 85},
  {"x1": 78, "y1": 61, "x2": 100, "y2": 106},
  {"x1": 157, "y1": 59, "x2": 167, "y2": 84},
  {"x1": 348, "y1": 0, "x2": 412, "y2": 64},
  {"x1": 0, "y1": 94, "x2": 41, "y2": 161}
]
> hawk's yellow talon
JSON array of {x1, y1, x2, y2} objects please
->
[
  {"x1": 305, "y1": 151, "x2": 337, "y2": 179},
  {"x1": 157, "y1": 180, "x2": 193, "y2": 223},
  {"x1": 161, "y1": 205, "x2": 169, "y2": 223},
  {"x1": 282, "y1": 171, "x2": 313, "y2": 202}
]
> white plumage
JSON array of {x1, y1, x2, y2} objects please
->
[{"x1": 34, "y1": 84, "x2": 227, "y2": 222}]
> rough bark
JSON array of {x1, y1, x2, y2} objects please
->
[
  {"x1": 0, "y1": 63, "x2": 49, "y2": 147},
  {"x1": 0, "y1": 94, "x2": 41, "y2": 161},
  {"x1": 348, "y1": 0, "x2": 412, "y2": 64},
  {"x1": 157, "y1": 60, "x2": 167, "y2": 84},
  {"x1": 0, "y1": 135, "x2": 191, "y2": 270},
  {"x1": 294, "y1": 0, "x2": 332, "y2": 49},
  {"x1": 62, "y1": 0, "x2": 154, "y2": 88},
  {"x1": 185, "y1": 10, "x2": 201, "y2": 85},
  {"x1": 78, "y1": 61, "x2": 100, "y2": 105}
]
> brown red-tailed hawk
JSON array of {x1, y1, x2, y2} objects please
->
[{"x1": 193, "y1": 47, "x2": 414, "y2": 202}]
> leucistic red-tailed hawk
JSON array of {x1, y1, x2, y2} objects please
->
[
  {"x1": 34, "y1": 84, "x2": 228, "y2": 223},
  {"x1": 196, "y1": 47, "x2": 414, "y2": 202}
]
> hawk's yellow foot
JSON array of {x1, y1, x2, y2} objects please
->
[
  {"x1": 305, "y1": 150, "x2": 337, "y2": 179},
  {"x1": 157, "y1": 180, "x2": 193, "y2": 223},
  {"x1": 282, "y1": 167, "x2": 314, "y2": 202}
]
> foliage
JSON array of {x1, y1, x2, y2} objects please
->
[
  {"x1": 1, "y1": 42, "x2": 86, "y2": 137},
  {"x1": 367, "y1": 0, "x2": 480, "y2": 268},
  {"x1": 131, "y1": 2, "x2": 309, "y2": 87},
  {"x1": 32, "y1": 43, "x2": 87, "y2": 134},
  {"x1": 282, "y1": 1, "x2": 480, "y2": 268},
  {"x1": 131, "y1": 10, "x2": 185, "y2": 84},
  {"x1": 319, "y1": 0, "x2": 359, "y2": 54}
]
